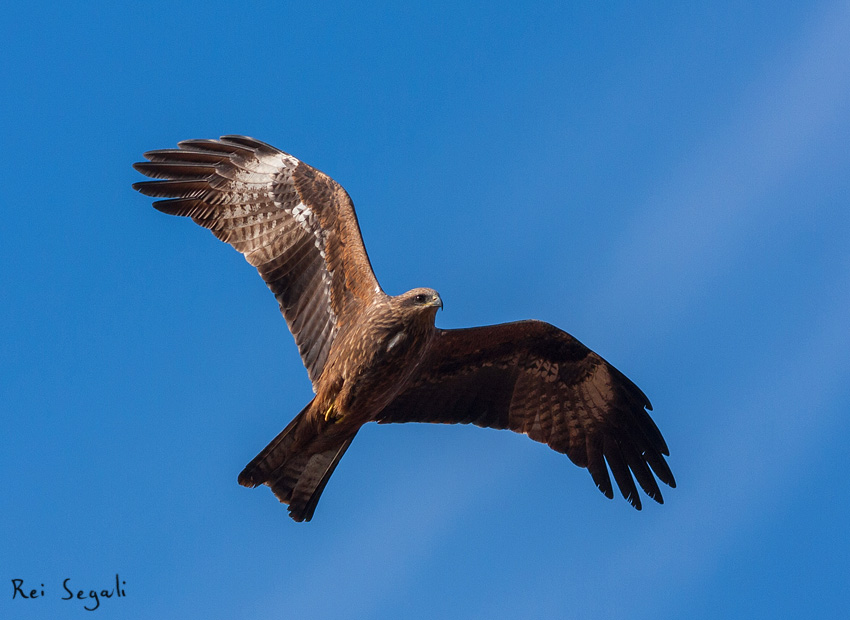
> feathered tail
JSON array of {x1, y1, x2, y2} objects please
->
[{"x1": 238, "y1": 400, "x2": 356, "y2": 522}]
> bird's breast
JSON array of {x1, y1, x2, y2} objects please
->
[{"x1": 326, "y1": 322, "x2": 433, "y2": 421}]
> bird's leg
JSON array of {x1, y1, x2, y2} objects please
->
[
  {"x1": 324, "y1": 402, "x2": 342, "y2": 423},
  {"x1": 318, "y1": 380, "x2": 346, "y2": 424}
]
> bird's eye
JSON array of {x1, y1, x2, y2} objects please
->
[{"x1": 414, "y1": 294, "x2": 428, "y2": 304}]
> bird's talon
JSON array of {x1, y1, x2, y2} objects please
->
[{"x1": 324, "y1": 403, "x2": 340, "y2": 422}]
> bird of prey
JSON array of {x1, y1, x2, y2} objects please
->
[{"x1": 133, "y1": 135, "x2": 675, "y2": 522}]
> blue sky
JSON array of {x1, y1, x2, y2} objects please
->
[{"x1": 2, "y1": 1, "x2": 849, "y2": 618}]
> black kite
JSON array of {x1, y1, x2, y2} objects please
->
[{"x1": 133, "y1": 136, "x2": 675, "y2": 521}]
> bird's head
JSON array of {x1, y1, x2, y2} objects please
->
[{"x1": 398, "y1": 287, "x2": 443, "y2": 321}]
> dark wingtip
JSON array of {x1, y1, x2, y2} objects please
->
[
  {"x1": 220, "y1": 135, "x2": 282, "y2": 155},
  {"x1": 141, "y1": 148, "x2": 169, "y2": 161}
]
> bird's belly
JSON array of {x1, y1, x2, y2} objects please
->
[
  {"x1": 344, "y1": 363, "x2": 416, "y2": 421},
  {"x1": 335, "y1": 331, "x2": 426, "y2": 422}
]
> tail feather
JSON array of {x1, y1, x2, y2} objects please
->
[
  {"x1": 238, "y1": 400, "x2": 357, "y2": 522},
  {"x1": 287, "y1": 437, "x2": 354, "y2": 522},
  {"x1": 237, "y1": 400, "x2": 312, "y2": 489}
]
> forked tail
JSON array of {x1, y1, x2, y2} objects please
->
[{"x1": 238, "y1": 400, "x2": 356, "y2": 522}]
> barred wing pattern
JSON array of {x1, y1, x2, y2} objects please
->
[
  {"x1": 133, "y1": 136, "x2": 381, "y2": 387},
  {"x1": 378, "y1": 320, "x2": 676, "y2": 508}
]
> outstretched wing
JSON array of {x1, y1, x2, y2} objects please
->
[
  {"x1": 377, "y1": 320, "x2": 675, "y2": 509},
  {"x1": 133, "y1": 136, "x2": 381, "y2": 387}
]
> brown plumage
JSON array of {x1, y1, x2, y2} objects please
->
[{"x1": 133, "y1": 135, "x2": 675, "y2": 521}]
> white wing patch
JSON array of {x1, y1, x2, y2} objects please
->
[
  {"x1": 290, "y1": 202, "x2": 328, "y2": 260},
  {"x1": 265, "y1": 152, "x2": 339, "y2": 381},
  {"x1": 285, "y1": 200, "x2": 335, "y2": 333}
]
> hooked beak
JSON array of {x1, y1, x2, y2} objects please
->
[{"x1": 430, "y1": 294, "x2": 443, "y2": 310}]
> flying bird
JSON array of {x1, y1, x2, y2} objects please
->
[{"x1": 133, "y1": 135, "x2": 675, "y2": 522}]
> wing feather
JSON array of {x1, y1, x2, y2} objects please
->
[
  {"x1": 133, "y1": 136, "x2": 382, "y2": 387},
  {"x1": 377, "y1": 320, "x2": 675, "y2": 509}
]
